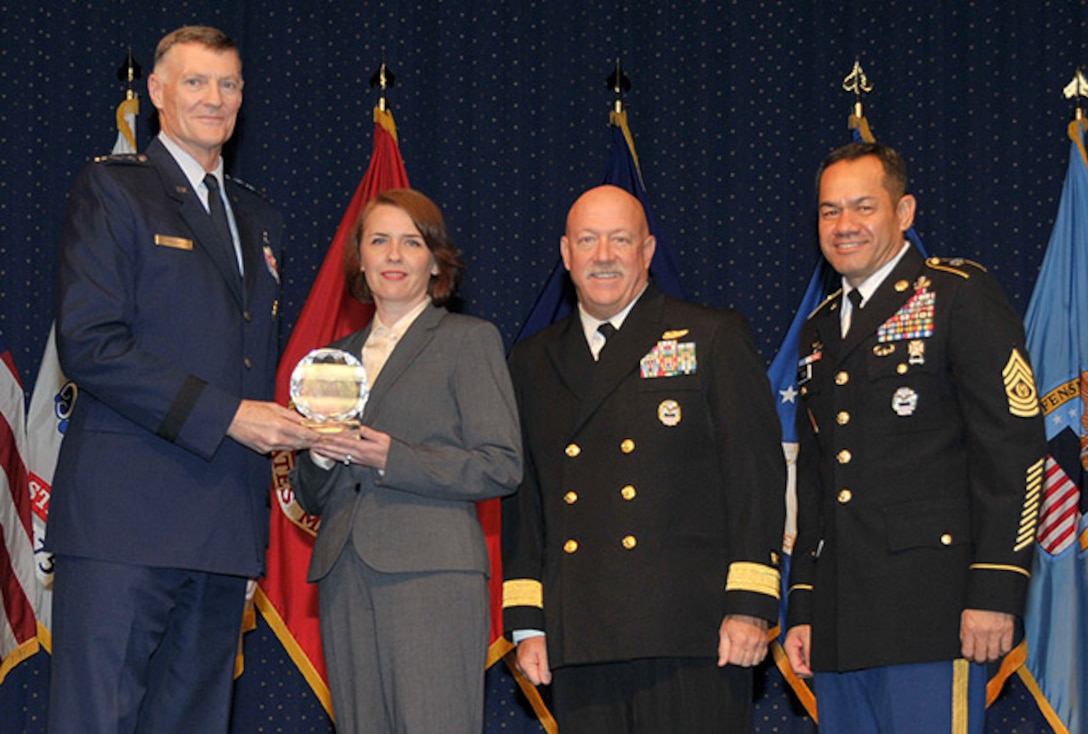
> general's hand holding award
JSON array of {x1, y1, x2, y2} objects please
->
[{"x1": 290, "y1": 348, "x2": 369, "y2": 433}]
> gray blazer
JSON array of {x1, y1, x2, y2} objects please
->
[{"x1": 292, "y1": 305, "x2": 522, "y2": 581}]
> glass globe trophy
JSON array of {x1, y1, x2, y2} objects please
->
[{"x1": 290, "y1": 348, "x2": 369, "y2": 433}]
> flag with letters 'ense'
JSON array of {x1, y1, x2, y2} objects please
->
[{"x1": 1019, "y1": 123, "x2": 1088, "y2": 734}]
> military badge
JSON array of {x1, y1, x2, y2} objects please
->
[
  {"x1": 263, "y1": 232, "x2": 280, "y2": 283},
  {"x1": 640, "y1": 339, "x2": 697, "y2": 378},
  {"x1": 797, "y1": 348, "x2": 822, "y2": 385},
  {"x1": 892, "y1": 387, "x2": 918, "y2": 416},
  {"x1": 873, "y1": 344, "x2": 895, "y2": 357},
  {"x1": 1003, "y1": 348, "x2": 1040, "y2": 417},
  {"x1": 657, "y1": 399, "x2": 682, "y2": 426},
  {"x1": 877, "y1": 288, "x2": 935, "y2": 342},
  {"x1": 908, "y1": 340, "x2": 925, "y2": 365}
]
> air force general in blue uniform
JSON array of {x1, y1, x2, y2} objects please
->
[{"x1": 47, "y1": 26, "x2": 316, "y2": 734}]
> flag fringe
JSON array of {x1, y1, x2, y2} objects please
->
[
  {"x1": 501, "y1": 647, "x2": 558, "y2": 734},
  {"x1": 254, "y1": 586, "x2": 334, "y2": 717},
  {"x1": 374, "y1": 106, "x2": 398, "y2": 142},
  {"x1": 770, "y1": 640, "x2": 818, "y2": 721},
  {"x1": 486, "y1": 635, "x2": 513, "y2": 669},
  {"x1": 1015, "y1": 664, "x2": 1071, "y2": 734},
  {"x1": 985, "y1": 640, "x2": 1026, "y2": 705},
  {"x1": 608, "y1": 108, "x2": 645, "y2": 192},
  {"x1": 0, "y1": 636, "x2": 40, "y2": 686}
]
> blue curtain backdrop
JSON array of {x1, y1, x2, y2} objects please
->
[{"x1": 3, "y1": 2, "x2": 1086, "y2": 732}]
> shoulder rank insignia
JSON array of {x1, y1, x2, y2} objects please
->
[
  {"x1": 93, "y1": 153, "x2": 148, "y2": 165},
  {"x1": 808, "y1": 289, "x2": 842, "y2": 319},
  {"x1": 1003, "y1": 348, "x2": 1040, "y2": 417},
  {"x1": 925, "y1": 256, "x2": 986, "y2": 279},
  {"x1": 227, "y1": 175, "x2": 274, "y2": 202}
]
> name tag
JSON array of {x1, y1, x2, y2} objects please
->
[{"x1": 154, "y1": 234, "x2": 193, "y2": 250}]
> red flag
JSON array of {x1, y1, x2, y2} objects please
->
[{"x1": 257, "y1": 107, "x2": 409, "y2": 709}]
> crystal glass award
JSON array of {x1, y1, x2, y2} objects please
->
[{"x1": 290, "y1": 348, "x2": 369, "y2": 433}]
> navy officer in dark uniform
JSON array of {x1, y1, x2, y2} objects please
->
[
  {"x1": 502, "y1": 184, "x2": 786, "y2": 733},
  {"x1": 48, "y1": 25, "x2": 317, "y2": 733},
  {"x1": 784, "y1": 142, "x2": 1047, "y2": 733}
]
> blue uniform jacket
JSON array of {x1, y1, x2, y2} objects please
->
[{"x1": 48, "y1": 137, "x2": 283, "y2": 577}]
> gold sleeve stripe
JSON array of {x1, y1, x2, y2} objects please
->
[
  {"x1": 788, "y1": 583, "x2": 814, "y2": 594},
  {"x1": 1027, "y1": 457, "x2": 1045, "y2": 482},
  {"x1": 1015, "y1": 458, "x2": 1045, "y2": 552},
  {"x1": 969, "y1": 563, "x2": 1031, "y2": 578},
  {"x1": 502, "y1": 579, "x2": 544, "y2": 609},
  {"x1": 1015, "y1": 529, "x2": 1037, "y2": 549},
  {"x1": 1003, "y1": 349, "x2": 1041, "y2": 418},
  {"x1": 725, "y1": 562, "x2": 781, "y2": 599}
]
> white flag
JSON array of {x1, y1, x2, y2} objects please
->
[{"x1": 25, "y1": 325, "x2": 75, "y2": 633}]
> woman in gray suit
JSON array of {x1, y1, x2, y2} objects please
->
[{"x1": 292, "y1": 188, "x2": 522, "y2": 733}]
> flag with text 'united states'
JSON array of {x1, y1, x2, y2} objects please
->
[
  {"x1": 1020, "y1": 125, "x2": 1088, "y2": 734},
  {"x1": 0, "y1": 333, "x2": 40, "y2": 683},
  {"x1": 258, "y1": 106, "x2": 408, "y2": 712},
  {"x1": 514, "y1": 109, "x2": 682, "y2": 343}
]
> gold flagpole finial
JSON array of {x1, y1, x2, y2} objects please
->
[
  {"x1": 369, "y1": 56, "x2": 396, "y2": 113},
  {"x1": 116, "y1": 47, "x2": 141, "y2": 101},
  {"x1": 606, "y1": 58, "x2": 631, "y2": 116},
  {"x1": 1063, "y1": 69, "x2": 1088, "y2": 121},
  {"x1": 842, "y1": 58, "x2": 872, "y2": 120},
  {"x1": 1063, "y1": 69, "x2": 1088, "y2": 164},
  {"x1": 843, "y1": 58, "x2": 876, "y2": 143}
]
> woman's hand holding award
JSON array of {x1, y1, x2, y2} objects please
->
[{"x1": 290, "y1": 348, "x2": 370, "y2": 433}]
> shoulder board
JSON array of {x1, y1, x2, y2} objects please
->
[
  {"x1": 924, "y1": 256, "x2": 987, "y2": 279},
  {"x1": 93, "y1": 153, "x2": 149, "y2": 165},
  {"x1": 225, "y1": 175, "x2": 274, "y2": 203},
  {"x1": 808, "y1": 288, "x2": 842, "y2": 319}
]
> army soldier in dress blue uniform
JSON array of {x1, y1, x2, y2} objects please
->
[
  {"x1": 502, "y1": 185, "x2": 786, "y2": 733},
  {"x1": 784, "y1": 142, "x2": 1047, "y2": 734}
]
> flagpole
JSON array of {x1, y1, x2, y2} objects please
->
[
  {"x1": 1064, "y1": 68, "x2": 1088, "y2": 166},
  {"x1": 843, "y1": 58, "x2": 875, "y2": 144},
  {"x1": 112, "y1": 49, "x2": 140, "y2": 155}
]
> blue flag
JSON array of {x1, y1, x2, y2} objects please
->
[
  {"x1": 514, "y1": 110, "x2": 683, "y2": 342},
  {"x1": 1021, "y1": 128, "x2": 1088, "y2": 734}
]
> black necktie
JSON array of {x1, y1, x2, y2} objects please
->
[
  {"x1": 597, "y1": 321, "x2": 617, "y2": 358},
  {"x1": 204, "y1": 174, "x2": 237, "y2": 274},
  {"x1": 843, "y1": 289, "x2": 863, "y2": 337}
]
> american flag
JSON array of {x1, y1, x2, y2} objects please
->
[{"x1": 0, "y1": 333, "x2": 39, "y2": 681}]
